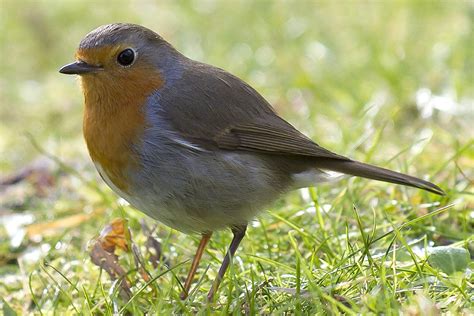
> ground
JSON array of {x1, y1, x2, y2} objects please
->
[{"x1": 0, "y1": 1, "x2": 473, "y2": 314}]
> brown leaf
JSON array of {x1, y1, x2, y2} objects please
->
[
  {"x1": 98, "y1": 218, "x2": 131, "y2": 253},
  {"x1": 26, "y1": 208, "x2": 105, "y2": 240},
  {"x1": 89, "y1": 241, "x2": 131, "y2": 299}
]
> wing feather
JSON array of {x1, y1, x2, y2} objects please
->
[{"x1": 215, "y1": 122, "x2": 349, "y2": 160}]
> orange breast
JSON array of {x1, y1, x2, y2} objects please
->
[{"x1": 81, "y1": 63, "x2": 163, "y2": 192}]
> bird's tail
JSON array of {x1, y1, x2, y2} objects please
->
[{"x1": 315, "y1": 158, "x2": 445, "y2": 195}]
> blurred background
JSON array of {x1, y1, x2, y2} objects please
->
[{"x1": 0, "y1": 0, "x2": 472, "y2": 313}]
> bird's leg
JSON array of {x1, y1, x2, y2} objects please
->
[
  {"x1": 207, "y1": 225, "x2": 247, "y2": 301},
  {"x1": 180, "y1": 231, "x2": 212, "y2": 300}
]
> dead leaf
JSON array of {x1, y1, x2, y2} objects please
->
[
  {"x1": 97, "y1": 218, "x2": 131, "y2": 253},
  {"x1": 89, "y1": 219, "x2": 171, "y2": 300},
  {"x1": 26, "y1": 208, "x2": 105, "y2": 240},
  {"x1": 89, "y1": 241, "x2": 131, "y2": 299},
  {"x1": 89, "y1": 219, "x2": 139, "y2": 300}
]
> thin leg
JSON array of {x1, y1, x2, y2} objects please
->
[
  {"x1": 180, "y1": 232, "x2": 212, "y2": 300},
  {"x1": 207, "y1": 225, "x2": 247, "y2": 301}
]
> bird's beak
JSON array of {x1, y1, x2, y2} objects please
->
[{"x1": 59, "y1": 60, "x2": 103, "y2": 75}]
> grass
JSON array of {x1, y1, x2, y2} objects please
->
[{"x1": 1, "y1": 0, "x2": 473, "y2": 314}]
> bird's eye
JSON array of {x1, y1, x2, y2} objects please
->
[{"x1": 117, "y1": 48, "x2": 135, "y2": 66}]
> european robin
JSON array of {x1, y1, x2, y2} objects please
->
[{"x1": 59, "y1": 23, "x2": 444, "y2": 300}]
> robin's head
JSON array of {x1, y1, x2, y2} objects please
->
[
  {"x1": 59, "y1": 23, "x2": 184, "y2": 97},
  {"x1": 59, "y1": 24, "x2": 181, "y2": 190}
]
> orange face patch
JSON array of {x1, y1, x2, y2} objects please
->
[
  {"x1": 76, "y1": 45, "x2": 128, "y2": 67},
  {"x1": 78, "y1": 46, "x2": 163, "y2": 192}
]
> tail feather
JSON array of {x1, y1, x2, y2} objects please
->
[{"x1": 315, "y1": 159, "x2": 445, "y2": 195}]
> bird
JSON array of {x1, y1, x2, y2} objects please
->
[{"x1": 59, "y1": 23, "x2": 444, "y2": 301}]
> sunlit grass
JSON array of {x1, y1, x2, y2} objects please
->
[{"x1": 1, "y1": 1, "x2": 473, "y2": 314}]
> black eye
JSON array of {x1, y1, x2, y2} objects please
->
[{"x1": 117, "y1": 48, "x2": 135, "y2": 66}]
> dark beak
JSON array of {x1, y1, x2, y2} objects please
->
[{"x1": 59, "y1": 61, "x2": 102, "y2": 75}]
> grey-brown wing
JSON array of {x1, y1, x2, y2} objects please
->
[
  {"x1": 160, "y1": 62, "x2": 348, "y2": 161},
  {"x1": 214, "y1": 119, "x2": 349, "y2": 160}
]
